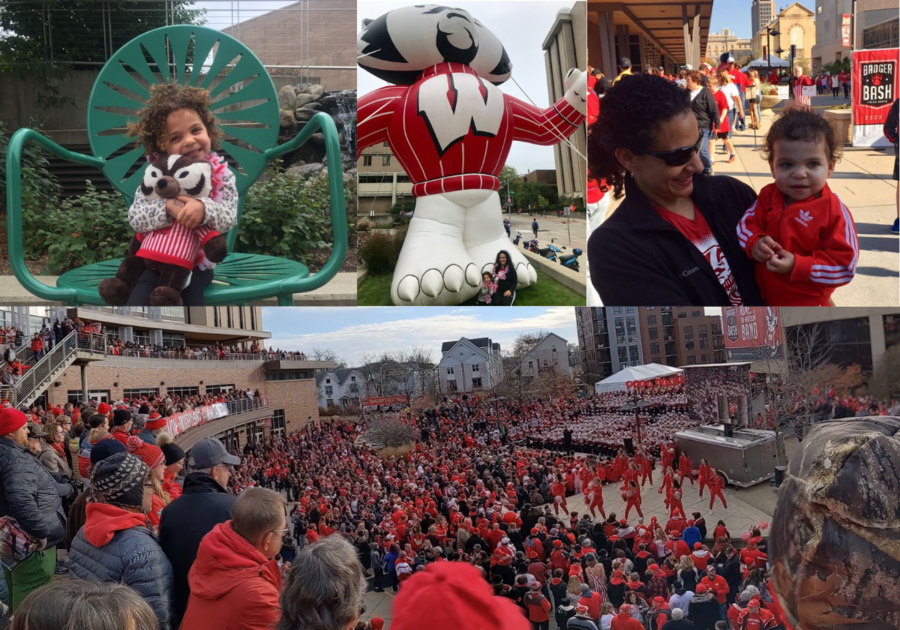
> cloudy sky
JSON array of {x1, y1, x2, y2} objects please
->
[
  {"x1": 262, "y1": 306, "x2": 577, "y2": 365},
  {"x1": 358, "y1": 0, "x2": 577, "y2": 173}
]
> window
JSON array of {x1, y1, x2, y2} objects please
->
[
  {"x1": 528, "y1": 361, "x2": 534, "y2": 369},
  {"x1": 383, "y1": 141, "x2": 389, "y2": 147},
  {"x1": 472, "y1": 377, "x2": 483, "y2": 389},
  {"x1": 687, "y1": 355, "x2": 697, "y2": 365},
  {"x1": 647, "y1": 315, "x2": 657, "y2": 326},
  {"x1": 162, "y1": 332, "x2": 185, "y2": 347},
  {"x1": 613, "y1": 307, "x2": 622, "y2": 314},
  {"x1": 167, "y1": 386, "x2": 199, "y2": 397},
  {"x1": 271, "y1": 409, "x2": 286, "y2": 438},
  {"x1": 649, "y1": 328, "x2": 659, "y2": 340},
  {"x1": 350, "y1": 376, "x2": 356, "y2": 382},
  {"x1": 629, "y1": 345, "x2": 640, "y2": 362},
  {"x1": 214, "y1": 307, "x2": 220, "y2": 328},
  {"x1": 133, "y1": 329, "x2": 150, "y2": 346},
  {"x1": 363, "y1": 156, "x2": 372, "y2": 166},
  {"x1": 615, "y1": 317, "x2": 626, "y2": 345},
  {"x1": 885, "y1": 314, "x2": 900, "y2": 348},
  {"x1": 618, "y1": 347, "x2": 628, "y2": 363},
  {"x1": 650, "y1": 342, "x2": 660, "y2": 355},
  {"x1": 326, "y1": 378, "x2": 331, "y2": 383},
  {"x1": 68, "y1": 390, "x2": 110, "y2": 404},
  {"x1": 702, "y1": 354, "x2": 710, "y2": 363},
  {"x1": 325, "y1": 386, "x2": 333, "y2": 396},
  {"x1": 691, "y1": 311, "x2": 701, "y2": 317},
  {"x1": 863, "y1": 17, "x2": 899, "y2": 49},
  {"x1": 625, "y1": 307, "x2": 635, "y2": 313},
  {"x1": 472, "y1": 364, "x2": 480, "y2": 373},
  {"x1": 382, "y1": 155, "x2": 391, "y2": 166},
  {"x1": 684, "y1": 325, "x2": 694, "y2": 351},
  {"x1": 446, "y1": 367, "x2": 454, "y2": 375},
  {"x1": 123, "y1": 387, "x2": 159, "y2": 400},
  {"x1": 448, "y1": 380, "x2": 458, "y2": 392},
  {"x1": 626, "y1": 317, "x2": 638, "y2": 343},
  {"x1": 205, "y1": 385, "x2": 234, "y2": 395},
  {"x1": 326, "y1": 399, "x2": 334, "y2": 407},
  {"x1": 227, "y1": 308, "x2": 233, "y2": 329},
  {"x1": 266, "y1": 371, "x2": 316, "y2": 381},
  {"x1": 239, "y1": 308, "x2": 245, "y2": 329},
  {"x1": 105, "y1": 326, "x2": 119, "y2": 344},
  {"x1": 789, "y1": 26, "x2": 804, "y2": 50}
]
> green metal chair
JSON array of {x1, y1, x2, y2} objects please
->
[{"x1": 5, "y1": 25, "x2": 347, "y2": 306}]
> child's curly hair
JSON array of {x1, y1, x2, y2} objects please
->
[
  {"x1": 761, "y1": 106, "x2": 842, "y2": 164},
  {"x1": 126, "y1": 83, "x2": 223, "y2": 155}
]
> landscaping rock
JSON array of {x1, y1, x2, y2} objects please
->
[
  {"x1": 307, "y1": 83, "x2": 325, "y2": 98},
  {"x1": 286, "y1": 162, "x2": 324, "y2": 179},
  {"x1": 295, "y1": 93, "x2": 318, "y2": 108},
  {"x1": 279, "y1": 109, "x2": 295, "y2": 129},
  {"x1": 277, "y1": 85, "x2": 297, "y2": 111}
]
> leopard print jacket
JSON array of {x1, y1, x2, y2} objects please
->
[{"x1": 128, "y1": 168, "x2": 238, "y2": 235}]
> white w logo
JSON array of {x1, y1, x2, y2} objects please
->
[{"x1": 417, "y1": 72, "x2": 504, "y2": 156}]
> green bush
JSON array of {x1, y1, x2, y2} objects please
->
[
  {"x1": 237, "y1": 165, "x2": 356, "y2": 263},
  {"x1": 0, "y1": 120, "x2": 63, "y2": 224},
  {"x1": 359, "y1": 227, "x2": 406, "y2": 275},
  {"x1": 26, "y1": 181, "x2": 131, "y2": 273}
]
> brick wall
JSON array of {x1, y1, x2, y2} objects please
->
[{"x1": 265, "y1": 379, "x2": 320, "y2": 433}]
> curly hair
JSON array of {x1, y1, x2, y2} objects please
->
[
  {"x1": 587, "y1": 74, "x2": 692, "y2": 200},
  {"x1": 126, "y1": 83, "x2": 223, "y2": 155},
  {"x1": 760, "y1": 105, "x2": 842, "y2": 165}
]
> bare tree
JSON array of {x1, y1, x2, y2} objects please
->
[
  {"x1": 492, "y1": 332, "x2": 574, "y2": 402},
  {"x1": 310, "y1": 346, "x2": 346, "y2": 368},
  {"x1": 868, "y1": 345, "x2": 900, "y2": 401},
  {"x1": 364, "y1": 417, "x2": 416, "y2": 449}
]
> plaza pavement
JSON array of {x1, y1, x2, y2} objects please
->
[
  {"x1": 357, "y1": 468, "x2": 775, "y2": 629},
  {"x1": 506, "y1": 211, "x2": 588, "y2": 287}
]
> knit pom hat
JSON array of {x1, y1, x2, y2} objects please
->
[
  {"x1": 97, "y1": 402, "x2": 111, "y2": 415},
  {"x1": 91, "y1": 453, "x2": 149, "y2": 509},
  {"x1": 127, "y1": 435, "x2": 164, "y2": 470},
  {"x1": 391, "y1": 562, "x2": 530, "y2": 630},
  {"x1": 145, "y1": 412, "x2": 167, "y2": 431}
]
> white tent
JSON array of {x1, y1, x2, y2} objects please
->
[
  {"x1": 595, "y1": 363, "x2": 684, "y2": 393},
  {"x1": 741, "y1": 55, "x2": 790, "y2": 72}
]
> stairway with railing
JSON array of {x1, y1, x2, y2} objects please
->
[{"x1": 0, "y1": 331, "x2": 107, "y2": 408}]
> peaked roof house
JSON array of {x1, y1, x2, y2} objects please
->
[
  {"x1": 438, "y1": 337, "x2": 503, "y2": 393},
  {"x1": 519, "y1": 333, "x2": 571, "y2": 378},
  {"x1": 316, "y1": 368, "x2": 367, "y2": 409}
]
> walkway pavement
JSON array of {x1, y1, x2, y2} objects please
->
[
  {"x1": 707, "y1": 97, "x2": 899, "y2": 306},
  {"x1": 506, "y1": 211, "x2": 587, "y2": 287}
]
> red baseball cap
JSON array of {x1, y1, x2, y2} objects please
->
[{"x1": 693, "y1": 542, "x2": 703, "y2": 550}]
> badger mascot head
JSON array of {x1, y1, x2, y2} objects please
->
[{"x1": 358, "y1": 4, "x2": 512, "y2": 86}]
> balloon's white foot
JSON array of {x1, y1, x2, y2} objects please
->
[
  {"x1": 390, "y1": 217, "x2": 480, "y2": 306},
  {"x1": 465, "y1": 238, "x2": 537, "y2": 290}
]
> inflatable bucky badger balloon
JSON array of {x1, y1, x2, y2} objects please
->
[{"x1": 357, "y1": 5, "x2": 587, "y2": 306}]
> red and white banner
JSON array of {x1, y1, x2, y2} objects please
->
[
  {"x1": 852, "y1": 48, "x2": 899, "y2": 147},
  {"x1": 724, "y1": 307, "x2": 784, "y2": 361},
  {"x1": 841, "y1": 15, "x2": 851, "y2": 48},
  {"x1": 165, "y1": 403, "x2": 229, "y2": 437}
]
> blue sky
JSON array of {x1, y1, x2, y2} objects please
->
[
  {"x1": 710, "y1": 0, "x2": 806, "y2": 40},
  {"x1": 261, "y1": 306, "x2": 577, "y2": 365}
]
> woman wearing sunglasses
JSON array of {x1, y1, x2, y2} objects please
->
[{"x1": 586, "y1": 73, "x2": 763, "y2": 306}]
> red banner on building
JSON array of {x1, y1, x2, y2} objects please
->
[
  {"x1": 723, "y1": 307, "x2": 783, "y2": 361},
  {"x1": 364, "y1": 395, "x2": 408, "y2": 407},
  {"x1": 852, "y1": 48, "x2": 900, "y2": 147},
  {"x1": 841, "y1": 14, "x2": 851, "y2": 48},
  {"x1": 165, "y1": 403, "x2": 229, "y2": 437}
]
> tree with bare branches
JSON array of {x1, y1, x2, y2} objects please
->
[
  {"x1": 310, "y1": 347, "x2": 346, "y2": 368},
  {"x1": 492, "y1": 332, "x2": 574, "y2": 402},
  {"x1": 364, "y1": 417, "x2": 416, "y2": 449},
  {"x1": 868, "y1": 345, "x2": 900, "y2": 402}
]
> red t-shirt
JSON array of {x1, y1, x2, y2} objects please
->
[
  {"x1": 654, "y1": 203, "x2": 743, "y2": 305},
  {"x1": 713, "y1": 90, "x2": 730, "y2": 132},
  {"x1": 727, "y1": 68, "x2": 750, "y2": 91}
]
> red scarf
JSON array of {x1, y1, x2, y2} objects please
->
[{"x1": 51, "y1": 442, "x2": 65, "y2": 458}]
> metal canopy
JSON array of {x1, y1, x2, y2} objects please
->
[{"x1": 588, "y1": 0, "x2": 715, "y2": 64}]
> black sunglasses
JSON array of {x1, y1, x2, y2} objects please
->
[{"x1": 643, "y1": 129, "x2": 704, "y2": 166}]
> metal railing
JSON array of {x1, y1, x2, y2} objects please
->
[
  {"x1": 3, "y1": 332, "x2": 107, "y2": 408},
  {"x1": 225, "y1": 396, "x2": 269, "y2": 415},
  {"x1": 106, "y1": 348, "x2": 307, "y2": 362}
]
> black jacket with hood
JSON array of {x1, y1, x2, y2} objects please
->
[{"x1": 588, "y1": 173, "x2": 763, "y2": 306}]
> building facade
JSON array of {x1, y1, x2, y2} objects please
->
[
  {"x1": 27, "y1": 307, "x2": 327, "y2": 448},
  {"x1": 358, "y1": 143, "x2": 412, "y2": 215},
  {"x1": 520, "y1": 333, "x2": 571, "y2": 379},
  {"x1": 638, "y1": 307, "x2": 726, "y2": 368},
  {"x1": 752, "y1": 0, "x2": 776, "y2": 41},
  {"x1": 543, "y1": 2, "x2": 587, "y2": 204},
  {"x1": 575, "y1": 307, "x2": 643, "y2": 385},
  {"x1": 221, "y1": 0, "x2": 355, "y2": 90},
  {"x1": 751, "y1": 3, "x2": 816, "y2": 62},
  {"x1": 781, "y1": 307, "x2": 900, "y2": 373},
  {"x1": 811, "y1": 0, "x2": 852, "y2": 71},
  {"x1": 438, "y1": 338, "x2": 502, "y2": 393},
  {"x1": 706, "y1": 29, "x2": 753, "y2": 64},
  {"x1": 316, "y1": 368, "x2": 368, "y2": 410},
  {"x1": 855, "y1": 0, "x2": 899, "y2": 50}
]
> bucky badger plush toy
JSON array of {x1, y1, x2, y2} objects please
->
[{"x1": 98, "y1": 155, "x2": 228, "y2": 306}]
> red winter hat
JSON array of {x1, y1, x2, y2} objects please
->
[
  {"x1": 391, "y1": 562, "x2": 530, "y2": 630},
  {"x1": 0, "y1": 408, "x2": 27, "y2": 435},
  {"x1": 696, "y1": 583, "x2": 708, "y2": 594},
  {"x1": 553, "y1": 540, "x2": 563, "y2": 548},
  {"x1": 693, "y1": 542, "x2": 703, "y2": 550},
  {"x1": 370, "y1": 619, "x2": 385, "y2": 630},
  {"x1": 530, "y1": 528, "x2": 539, "y2": 535},
  {"x1": 653, "y1": 596, "x2": 666, "y2": 605},
  {"x1": 748, "y1": 599, "x2": 761, "y2": 607},
  {"x1": 51, "y1": 407, "x2": 63, "y2": 417},
  {"x1": 688, "y1": 520, "x2": 695, "y2": 526},
  {"x1": 145, "y1": 413, "x2": 167, "y2": 431},
  {"x1": 97, "y1": 402, "x2": 111, "y2": 415},
  {"x1": 127, "y1": 436, "x2": 164, "y2": 470},
  {"x1": 648, "y1": 564, "x2": 659, "y2": 571}
]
